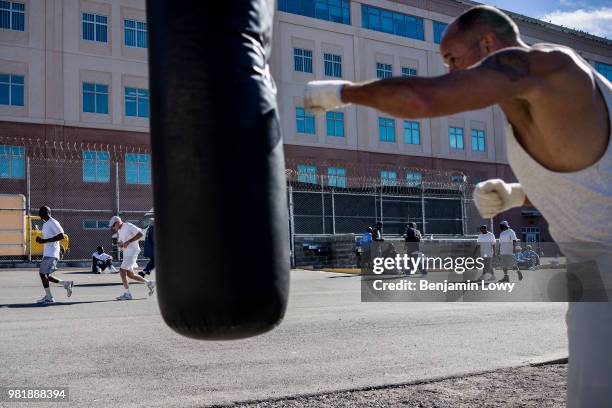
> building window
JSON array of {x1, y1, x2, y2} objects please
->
[
  {"x1": 361, "y1": 5, "x2": 424, "y2": 41},
  {"x1": 0, "y1": 73, "x2": 24, "y2": 106},
  {"x1": 404, "y1": 121, "x2": 420, "y2": 145},
  {"x1": 376, "y1": 62, "x2": 392, "y2": 79},
  {"x1": 472, "y1": 176, "x2": 486, "y2": 184},
  {"x1": 522, "y1": 227, "x2": 541, "y2": 244},
  {"x1": 401, "y1": 67, "x2": 417, "y2": 77},
  {"x1": 297, "y1": 164, "x2": 317, "y2": 184},
  {"x1": 380, "y1": 170, "x2": 397, "y2": 186},
  {"x1": 451, "y1": 174, "x2": 466, "y2": 183},
  {"x1": 83, "y1": 83, "x2": 109, "y2": 114},
  {"x1": 433, "y1": 21, "x2": 447, "y2": 44},
  {"x1": 0, "y1": 1, "x2": 24, "y2": 31},
  {"x1": 378, "y1": 117, "x2": 395, "y2": 142},
  {"x1": 0, "y1": 145, "x2": 24, "y2": 179},
  {"x1": 124, "y1": 19, "x2": 147, "y2": 48},
  {"x1": 471, "y1": 129, "x2": 486, "y2": 152},
  {"x1": 278, "y1": 0, "x2": 350, "y2": 25},
  {"x1": 406, "y1": 172, "x2": 422, "y2": 186},
  {"x1": 82, "y1": 151, "x2": 110, "y2": 183},
  {"x1": 323, "y1": 53, "x2": 342, "y2": 77},
  {"x1": 82, "y1": 13, "x2": 108, "y2": 43},
  {"x1": 296, "y1": 107, "x2": 315, "y2": 134},
  {"x1": 449, "y1": 126, "x2": 464, "y2": 150},
  {"x1": 83, "y1": 220, "x2": 110, "y2": 230},
  {"x1": 595, "y1": 62, "x2": 612, "y2": 81},
  {"x1": 326, "y1": 111, "x2": 344, "y2": 137},
  {"x1": 294, "y1": 48, "x2": 313, "y2": 73},
  {"x1": 125, "y1": 87, "x2": 149, "y2": 118},
  {"x1": 328, "y1": 167, "x2": 346, "y2": 188},
  {"x1": 125, "y1": 153, "x2": 151, "y2": 185}
]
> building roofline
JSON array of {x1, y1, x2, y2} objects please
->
[{"x1": 450, "y1": 0, "x2": 612, "y2": 46}]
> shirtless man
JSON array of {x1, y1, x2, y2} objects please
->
[{"x1": 304, "y1": 6, "x2": 611, "y2": 407}]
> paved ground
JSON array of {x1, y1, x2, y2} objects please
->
[{"x1": 0, "y1": 268, "x2": 568, "y2": 407}]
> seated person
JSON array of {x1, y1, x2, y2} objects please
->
[
  {"x1": 92, "y1": 245, "x2": 117, "y2": 273},
  {"x1": 517, "y1": 245, "x2": 540, "y2": 270}
]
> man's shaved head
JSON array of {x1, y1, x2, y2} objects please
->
[{"x1": 450, "y1": 5, "x2": 519, "y2": 44}]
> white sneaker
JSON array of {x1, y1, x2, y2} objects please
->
[
  {"x1": 63, "y1": 281, "x2": 74, "y2": 297},
  {"x1": 37, "y1": 295, "x2": 54, "y2": 304},
  {"x1": 116, "y1": 292, "x2": 132, "y2": 301},
  {"x1": 110, "y1": 265, "x2": 118, "y2": 273},
  {"x1": 146, "y1": 281, "x2": 156, "y2": 296},
  {"x1": 483, "y1": 273, "x2": 497, "y2": 283},
  {"x1": 95, "y1": 266, "x2": 102, "y2": 273}
]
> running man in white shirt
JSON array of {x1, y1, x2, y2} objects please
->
[
  {"x1": 109, "y1": 216, "x2": 155, "y2": 300},
  {"x1": 497, "y1": 220, "x2": 522, "y2": 282},
  {"x1": 474, "y1": 225, "x2": 496, "y2": 282},
  {"x1": 35, "y1": 206, "x2": 73, "y2": 304}
]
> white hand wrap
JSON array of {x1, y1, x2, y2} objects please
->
[
  {"x1": 473, "y1": 179, "x2": 525, "y2": 218},
  {"x1": 304, "y1": 80, "x2": 352, "y2": 113}
]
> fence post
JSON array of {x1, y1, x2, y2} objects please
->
[
  {"x1": 321, "y1": 175, "x2": 325, "y2": 234},
  {"x1": 460, "y1": 194, "x2": 467, "y2": 235},
  {"x1": 379, "y1": 183, "x2": 383, "y2": 229},
  {"x1": 26, "y1": 156, "x2": 31, "y2": 263},
  {"x1": 288, "y1": 185, "x2": 295, "y2": 268},
  {"x1": 331, "y1": 189, "x2": 336, "y2": 235},
  {"x1": 115, "y1": 161, "x2": 120, "y2": 214},
  {"x1": 421, "y1": 185, "x2": 426, "y2": 235}
]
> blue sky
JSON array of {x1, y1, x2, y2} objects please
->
[{"x1": 477, "y1": 0, "x2": 612, "y2": 38}]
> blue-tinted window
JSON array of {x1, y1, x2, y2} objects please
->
[
  {"x1": 0, "y1": 145, "x2": 24, "y2": 179},
  {"x1": 125, "y1": 87, "x2": 149, "y2": 118},
  {"x1": 125, "y1": 153, "x2": 151, "y2": 185},
  {"x1": 0, "y1": 1, "x2": 24, "y2": 31},
  {"x1": 362, "y1": 5, "x2": 424, "y2": 41},
  {"x1": 297, "y1": 164, "x2": 317, "y2": 184},
  {"x1": 406, "y1": 172, "x2": 422, "y2": 186},
  {"x1": 376, "y1": 62, "x2": 392, "y2": 79},
  {"x1": 471, "y1": 129, "x2": 486, "y2": 152},
  {"x1": 378, "y1": 117, "x2": 395, "y2": 142},
  {"x1": 83, "y1": 220, "x2": 110, "y2": 230},
  {"x1": 83, "y1": 82, "x2": 108, "y2": 114},
  {"x1": 124, "y1": 19, "x2": 147, "y2": 48},
  {"x1": 294, "y1": 48, "x2": 313, "y2": 73},
  {"x1": 82, "y1": 13, "x2": 107, "y2": 42},
  {"x1": 401, "y1": 67, "x2": 417, "y2": 77},
  {"x1": 326, "y1": 111, "x2": 344, "y2": 137},
  {"x1": 324, "y1": 53, "x2": 342, "y2": 77},
  {"x1": 449, "y1": 126, "x2": 464, "y2": 150},
  {"x1": 380, "y1": 170, "x2": 397, "y2": 186},
  {"x1": 404, "y1": 121, "x2": 420, "y2": 145},
  {"x1": 328, "y1": 167, "x2": 346, "y2": 188},
  {"x1": 433, "y1": 21, "x2": 447, "y2": 44},
  {"x1": 595, "y1": 62, "x2": 612, "y2": 81},
  {"x1": 278, "y1": 0, "x2": 350, "y2": 25},
  {"x1": 296, "y1": 107, "x2": 315, "y2": 134},
  {"x1": 0, "y1": 73, "x2": 24, "y2": 106},
  {"x1": 82, "y1": 150, "x2": 110, "y2": 183},
  {"x1": 451, "y1": 174, "x2": 466, "y2": 183}
]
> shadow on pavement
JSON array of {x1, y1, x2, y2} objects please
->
[{"x1": 0, "y1": 299, "x2": 146, "y2": 308}]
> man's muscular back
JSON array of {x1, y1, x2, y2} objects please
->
[{"x1": 493, "y1": 44, "x2": 610, "y2": 172}]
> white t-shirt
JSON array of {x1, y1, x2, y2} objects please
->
[
  {"x1": 499, "y1": 228, "x2": 518, "y2": 255},
  {"x1": 92, "y1": 252, "x2": 112, "y2": 261},
  {"x1": 477, "y1": 231, "x2": 496, "y2": 257},
  {"x1": 42, "y1": 217, "x2": 64, "y2": 259},
  {"x1": 117, "y1": 222, "x2": 142, "y2": 256}
]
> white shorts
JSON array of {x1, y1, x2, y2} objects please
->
[{"x1": 120, "y1": 254, "x2": 138, "y2": 271}]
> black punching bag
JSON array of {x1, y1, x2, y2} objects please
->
[{"x1": 146, "y1": 0, "x2": 289, "y2": 339}]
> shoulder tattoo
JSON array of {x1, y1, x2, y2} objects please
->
[{"x1": 481, "y1": 50, "x2": 530, "y2": 82}]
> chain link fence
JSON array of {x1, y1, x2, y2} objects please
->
[{"x1": 0, "y1": 137, "x2": 153, "y2": 263}]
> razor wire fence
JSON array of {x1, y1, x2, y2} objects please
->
[{"x1": 0, "y1": 137, "x2": 153, "y2": 263}]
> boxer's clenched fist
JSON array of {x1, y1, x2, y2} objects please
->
[
  {"x1": 473, "y1": 179, "x2": 525, "y2": 218},
  {"x1": 304, "y1": 80, "x2": 352, "y2": 112}
]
